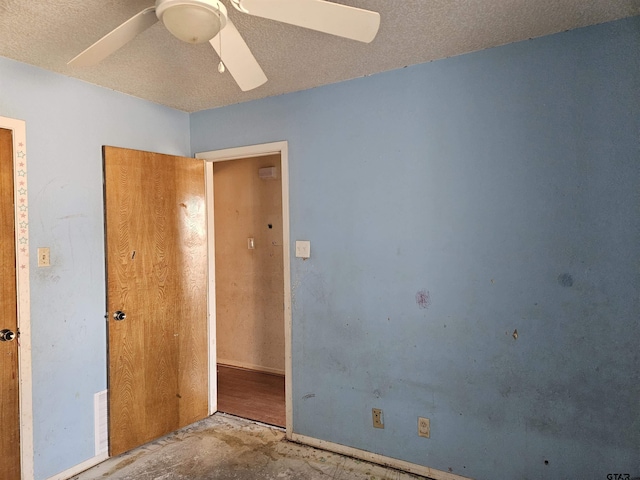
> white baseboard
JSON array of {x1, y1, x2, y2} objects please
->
[
  {"x1": 46, "y1": 452, "x2": 109, "y2": 480},
  {"x1": 290, "y1": 433, "x2": 474, "y2": 480},
  {"x1": 217, "y1": 358, "x2": 285, "y2": 376}
]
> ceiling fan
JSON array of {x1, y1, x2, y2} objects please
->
[{"x1": 68, "y1": 0, "x2": 381, "y2": 92}]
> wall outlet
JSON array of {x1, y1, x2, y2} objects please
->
[
  {"x1": 37, "y1": 247, "x2": 50, "y2": 267},
  {"x1": 418, "y1": 417, "x2": 430, "y2": 438},
  {"x1": 372, "y1": 408, "x2": 384, "y2": 429}
]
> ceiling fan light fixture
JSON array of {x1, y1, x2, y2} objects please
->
[
  {"x1": 156, "y1": 0, "x2": 227, "y2": 44},
  {"x1": 68, "y1": 0, "x2": 379, "y2": 92}
]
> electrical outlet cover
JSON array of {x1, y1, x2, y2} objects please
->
[
  {"x1": 372, "y1": 408, "x2": 384, "y2": 429},
  {"x1": 418, "y1": 417, "x2": 430, "y2": 438},
  {"x1": 37, "y1": 247, "x2": 50, "y2": 267}
]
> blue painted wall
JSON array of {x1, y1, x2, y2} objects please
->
[
  {"x1": 0, "y1": 57, "x2": 190, "y2": 479},
  {"x1": 191, "y1": 17, "x2": 640, "y2": 480},
  {"x1": 1, "y1": 15, "x2": 638, "y2": 480}
]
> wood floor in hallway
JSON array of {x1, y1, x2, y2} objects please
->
[
  {"x1": 73, "y1": 414, "x2": 426, "y2": 480},
  {"x1": 217, "y1": 364, "x2": 286, "y2": 427}
]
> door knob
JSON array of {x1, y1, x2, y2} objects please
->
[
  {"x1": 113, "y1": 311, "x2": 127, "y2": 321},
  {"x1": 0, "y1": 329, "x2": 16, "y2": 342}
]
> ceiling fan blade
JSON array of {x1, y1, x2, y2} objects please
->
[
  {"x1": 237, "y1": 0, "x2": 380, "y2": 43},
  {"x1": 68, "y1": 7, "x2": 158, "y2": 67},
  {"x1": 210, "y1": 19, "x2": 267, "y2": 91}
]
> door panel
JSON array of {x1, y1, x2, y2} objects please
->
[
  {"x1": 0, "y1": 128, "x2": 20, "y2": 480},
  {"x1": 104, "y1": 146, "x2": 208, "y2": 457}
]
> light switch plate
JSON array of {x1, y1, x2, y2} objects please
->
[{"x1": 295, "y1": 240, "x2": 310, "y2": 259}]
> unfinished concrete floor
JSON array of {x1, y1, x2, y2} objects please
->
[{"x1": 73, "y1": 414, "x2": 425, "y2": 480}]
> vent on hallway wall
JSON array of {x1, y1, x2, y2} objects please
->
[
  {"x1": 94, "y1": 390, "x2": 109, "y2": 455},
  {"x1": 258, "y1": 166, "x2": 277, "y2": 180}
]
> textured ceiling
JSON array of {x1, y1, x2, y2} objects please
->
[{"x1": 1, "y1": 0, "x2": 638, "y2": 112}]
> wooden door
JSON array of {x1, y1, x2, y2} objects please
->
[
  {"x1": 0, "y1": 128, "x2": 20, "y2": 480},
  {"x1": 104, "y1": 146, "x2": 208, "y2": 457}
]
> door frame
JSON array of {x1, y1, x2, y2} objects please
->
[
  {"x1": 196, "y1": 141, "x2": 292, "y2": 438},
  {"x1": 0, "y1": 115, "x2": 34, "y2": 479}
]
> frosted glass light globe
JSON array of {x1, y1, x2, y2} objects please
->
[{"x1": 156, "y1": 0, "x2": 227, "y2": 44}]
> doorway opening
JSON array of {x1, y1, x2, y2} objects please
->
[
  {"x1": 198, "y1": 142, "x2": 292, "y2": 435},
  {"x1": 213, "y1": 154, "x2": 284, "y2": 427}
]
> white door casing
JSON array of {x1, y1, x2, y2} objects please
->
[
  {"x1": 0, "y1": 116, "x2": 34, "y2": 480},
  {"x1": 196, "y1": 141, "x2": 292, "y2": 438}
]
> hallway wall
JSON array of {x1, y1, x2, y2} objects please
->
[{"x1": 214, "y1": 155, "x2": 285, "y2": 374}]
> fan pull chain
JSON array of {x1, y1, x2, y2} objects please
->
[{"x1": 218, "y1": 27, "x2": 225, "y2": 73}]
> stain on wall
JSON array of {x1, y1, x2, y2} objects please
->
[
  {"x1": 415, "y1": 289, "x2": 431, "y2": 309},
  {"x1": 557, "y1": 273, "x2": 574, "y2": 287}
]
